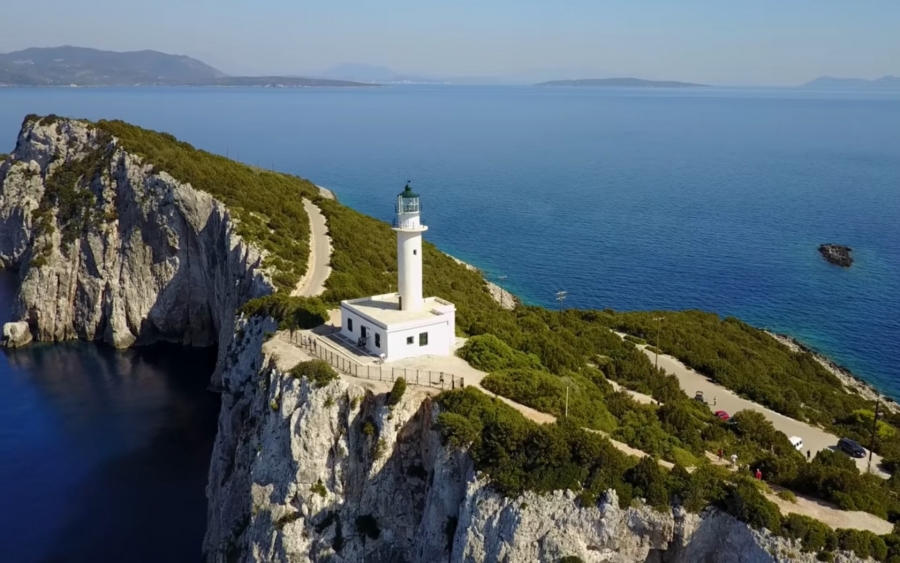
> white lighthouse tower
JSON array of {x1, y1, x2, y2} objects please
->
[
  {"x1": 394, "y1": 182, "x2": 426, "y2": 311},
  {"x1": 339, "y1": 183, "x2": 456, "y2": 362}
]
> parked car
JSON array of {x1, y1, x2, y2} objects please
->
[
  {"x1": 837, "y1": 437, "x2": 866, "y2": 458},
  {"x1": 789, "y1": 436, "x2": 804, "y2": 451},
  {"x1": 694, "y1": 391, "x2": 706, "y2": 404},
  {"x1": 714, "y1": 410, "x2": 730, "y2": 421}
]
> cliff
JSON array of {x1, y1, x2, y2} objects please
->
[
  {"x1": 205, "y1": 320, "x2": 862, "y2": 563},
  {"x1": 0, "y1": 117, "x2": 273, "y2": 379}
]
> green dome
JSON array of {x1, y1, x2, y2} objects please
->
[{"x1": 398, "y1": 182, "x2": 419, "y2": 199}]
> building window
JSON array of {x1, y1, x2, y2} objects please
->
[
  {"x1": 407, "y1": 336, "x2": 414, "y2": 345},
  {"x1": 413, "y1": 249, "x2": 417, "y2": 255},
  {"x1": 419, "y1": 332, "x2": 428, "y2": 346},
  {"x1": 375, "y1": 333, "x2": 381, "y2": 348},
  {"x1": 347, "y1": 318, "x2": 353, "y2": 332}
]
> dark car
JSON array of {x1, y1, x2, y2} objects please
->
[{"x1": 837, "y1": 437, "x2": 866, "y2": 458}]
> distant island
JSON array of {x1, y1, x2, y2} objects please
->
[
  {"x1": 536, "y1": 78, "x2": 708, "y2": 88},
  {"x1": 818, "y1": 244, "x2": 853, "y2": 268},
  {"x1": 0, "y1": 46, "x2": 374, "y2": 88},
  {"x1": 800, "y1": 76, "x2": 900, "y2": 90}
]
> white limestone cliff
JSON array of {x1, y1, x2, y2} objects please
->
[
  {"x1": 206, "y1": 323, "x2": 866, "y2": 563},
  {"x1": 0, "y1": 117, "x2": 273, "y2": 381}
]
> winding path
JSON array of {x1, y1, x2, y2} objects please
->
[{"x1": 291, "y1": 198, "x2": 332, "y2": 298}]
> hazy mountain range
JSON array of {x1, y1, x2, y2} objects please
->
[
  {"x1": 800, "y1": 75, "x2": 900, "y2": 90},
  {"x1": 0, "y1": 46, "x2": 371, "y2": 87}
]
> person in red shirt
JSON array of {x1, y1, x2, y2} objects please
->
[{"x1": 755, "y1": 468, "x2": 762, "y2": 480}]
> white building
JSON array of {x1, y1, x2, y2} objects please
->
[{"x1": 339, "y1": 184, "x2": 456, "y2": 362}]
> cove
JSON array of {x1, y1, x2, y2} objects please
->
[{"x1": 0, "y1": 271, "x2": 220, "y2": 563}]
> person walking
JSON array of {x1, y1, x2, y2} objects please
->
[
  {"x1": 755, "y1": 468, "x2": 762, "y2": 480},
  {"x1": 717, "y1": 448, "x2": 724, "y2": 462},
  {"x1": 714, "y1": 396, "x2": 717, "y2": 406},
  {"x1": 807, "y1": 450, "x2": 811, "y2": 461},
  {"x1": 730, "y1": 453, "x2": 738, "y2": 468}
]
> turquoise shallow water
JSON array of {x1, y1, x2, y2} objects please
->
[{"x1": 1, "y1": 85, "x2": 898, "y2": 399}]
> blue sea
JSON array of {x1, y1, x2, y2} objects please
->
[
  {"x1": 8, "y1": 85, "x2": 893, "y2": 389},
  {"x1": 2, "y1": 86, "x2": 899, "y2": 391}
]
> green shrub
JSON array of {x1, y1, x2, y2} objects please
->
[
  {"x1": 481, "y1": 368, "x2": 617, "y2": 433},
  {"x1": 310, "y1": 479, "x2": 327, "y2": 497},
  {"x1": 776, "y1": 489, "x2": 797, "y2": 503},
  {"x1": 559, "y1": 557, "x2": 585, "y2": 563},
  {"x1": 781, "y1": 513, "x2": 834, "y2": 553},
  {"x1": 241, "y1": 294, "x2": 329, "y2": 330},
  {"x1": 387, "y1": 377, "x2": 407, "y2": 407},
  {"x1": 722, "y1": 477, "x2": 782, "y2": 531},
  {"x1": 457, "y1": 334, "x2": 543, "y2": 372},
  {"x1": 435, "y1": 412, "x2": 479, "y2": 448},
  {"x1": 624, "y1": 334, "x2": 647, "y2": 345},
  {"x1": 289, "y1": 360, "x2": 338, "y2": 387}
]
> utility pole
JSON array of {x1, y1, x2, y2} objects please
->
[
  {"x1": 653, "y1": 316, "x2": 665, "y2": 371},
  {"x1": 869, "y1": 396, "x2": 880, "y2": 473},
  {"x1": 497, "y1": 275, "x2": 507, "y2": 309},
  {"x1": 555, "y1": 291, "x2": 568, "y2": 310}
]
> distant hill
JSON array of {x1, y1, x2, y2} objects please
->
[
  {"x1": 0, "y1": 46, "x2": 373, "y2": 87},
  {"x1": 316, "y1": 63, "x2": 443, "y2": 84},
  {"x1": 800, "y1": 76, "x2": 900, "y2": 90},
  {"x1": 536, "y1": 78, "x2": 708, "y2": 88}
]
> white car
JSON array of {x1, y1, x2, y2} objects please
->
[{"x1": 789, "y1": 436, "x2": 804, "y2": 451}]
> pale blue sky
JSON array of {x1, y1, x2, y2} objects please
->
[{"x1": 2, "y1": 0, "x2": 899, "y2": 85}]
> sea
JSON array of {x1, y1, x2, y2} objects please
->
[{"x1": 0, "y1": 85, "x2": 898, "y2": 561}]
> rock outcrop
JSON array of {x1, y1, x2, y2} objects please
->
[
  {"x1": 2, "y1": 320, "x2": 32, "y2": 347},
  {"x1": 819, "y1": 244, "x2": 853, "y2": 267},
  {"x1": 206, "y1": 324, "x2": 865, "y2": 563},
  {"x1": 0, "y1": 117, "x2": 273, "y2": 379}
]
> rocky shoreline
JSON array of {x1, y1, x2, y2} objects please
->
[
  {"x1": 818, "y1": 243, "x2": 853, "y2": 267},
  {"x1": 767, "y1": 331, "x2": 897, "y2": 413}
]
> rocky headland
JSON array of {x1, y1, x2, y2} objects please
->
[
  {"x1": 818, "y1": 244, "x2": 853, "y2": 267},
  {"x1": 0, "y1": 116, "x2": 877, "y2": 562}
]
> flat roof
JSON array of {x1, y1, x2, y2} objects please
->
[{"x1": 341, "y1": 293, "x2": 454, "y2": 329}]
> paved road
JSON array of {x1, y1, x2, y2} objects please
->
[
  {"x1": 640, "y1": 346, "x2": 889, "y2": 478},
  {"x1": 292, "y1": 198, "x2": 332, "y2": 297}
]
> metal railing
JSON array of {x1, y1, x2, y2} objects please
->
[{"x1": 294, "y1": 335, "x2": 464, "y2": 391}]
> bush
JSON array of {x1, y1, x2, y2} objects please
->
[
  {"x1": 781, "y1": 513, "x2": 834, "y2": 553},
  {"x1": 387, "y1": 377, "x2": 407, "y2": 407},
  {"x1": 457, "y1": 334, "x2": 543, "y2": 372},
  {"x1": 776, "y1": 489, "x2": 797, "y2": 503},
  {"x1": 436, "y1": 412, "x2": 479, "y2": 448},
  {"x1": 241, "y1": 294, "x2": 329, "y2": 330},
  {"x1": 481, "y1": 369, "x2": 617, "y2": 433},
  {"x1": 289, "y1": 360, "x2": 338, "y2": 387},
  {"x1": 722, "y1": 477, "x2": 782, "y2": 531}
]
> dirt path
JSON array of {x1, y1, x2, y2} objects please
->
[{"x1": 291, "y1": 198, "x2": 332, "y2": 298}]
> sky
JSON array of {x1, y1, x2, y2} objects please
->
[{"x1": 1, "y1": 0, "x2": 899, "y2": 85}]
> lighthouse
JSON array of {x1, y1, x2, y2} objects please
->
[
  {"x1": 339, "y1": 183, "x2": 456, "y2": 362},
  {"x1": 393, "y1": 182, "x2": 426, "y2": 311}
]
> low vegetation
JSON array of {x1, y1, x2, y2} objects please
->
[
  {"x1": 240, "y1": 294, "x2": 329, "y2": 331},
  {"x1": 386, "y1": 377, "x2": 406, "y2": 407},
  {"x1": 289, "y1": 360, "x2": 339, "y2": 388}
]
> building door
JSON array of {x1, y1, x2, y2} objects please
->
[{"x1": 361, "y1": 326, "x2": 368, "y2": 340}]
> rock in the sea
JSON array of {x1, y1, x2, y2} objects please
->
[
  {"x1": 2, "y1": 321, "x2": 32, "y2": 348},
  {"x1": 819, "y1": 243, "x2": 853, "y2": 267}
]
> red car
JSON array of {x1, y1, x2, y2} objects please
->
[{"x1": 715, "y1": 410, "x2": 730, "y2": 421}]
